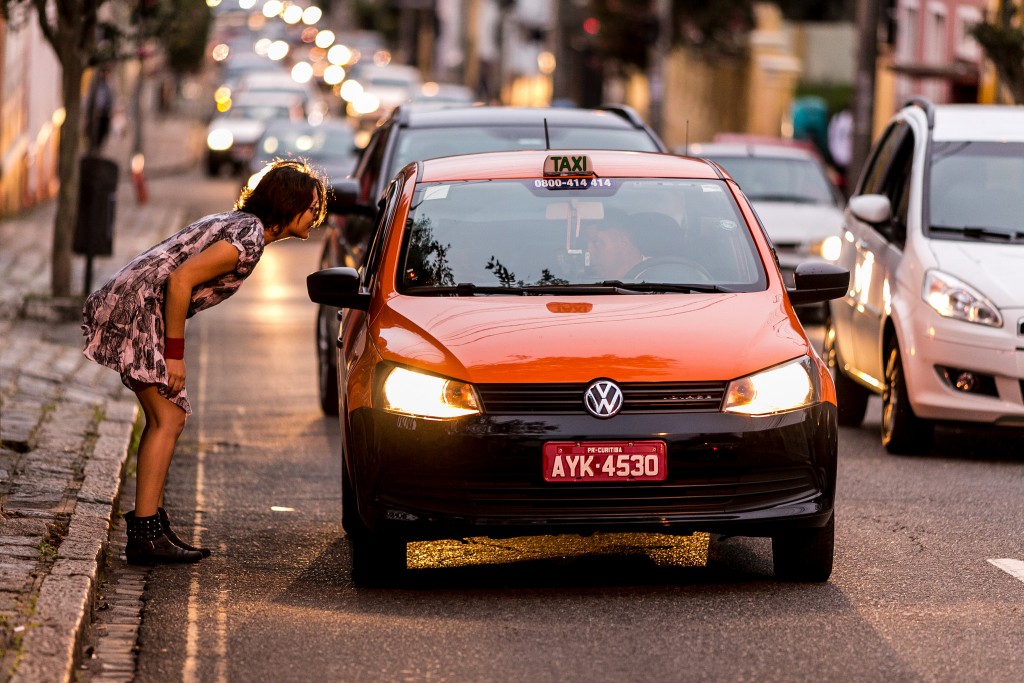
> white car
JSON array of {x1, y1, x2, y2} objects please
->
[
  {"x1": 689, "y1": 141, "x2": 846, "y2": 319},
  {"x1": 205, "y1": 92, "x2": 305, "y2": 176},
  {"x1": 825, "y1": 99, "x2": 1024, "y2": 453},
  {"x1": 342, "y1": 63, "x2": 422, "y2": 129},
  {"x1": 233, "y1": 70, "x2": 330, "y2": 122}
]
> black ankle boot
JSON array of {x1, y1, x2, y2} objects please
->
[
  {"x1": 124, "y1": 511, "x2": 203, "y2": 565},
  {"x1": 158, "y1": 507, "x2": 211, "y2": 558}
]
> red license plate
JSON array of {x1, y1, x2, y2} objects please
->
[{"x1": 543, "y1": 441, "x2": 667, "y2": 482}]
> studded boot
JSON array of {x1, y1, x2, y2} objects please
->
[
  {"x1": 124, "y1": 511, "x2": 203, "y2": 565},
  {"x1": 158, "y1": 507, "x2": 211, "y2": 558}
]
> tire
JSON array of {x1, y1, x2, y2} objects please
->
[
  {"x1": 822, "y1": 316, "x2": 869, "y2": 427},
  {"x1": 342, "y1": 457, "x2": 406, "y2": 587},
  {"x1": 316, "y1": 305, "x2": 340, "y2": 416},
  {"x1": 772, "y1": 514, "x2": 834, "y2": 582},
  {"x1": 881, "y1": 339, "x2": 933, "y2": 454},
  {"x1": 205, "y1": 156, "x2": 220, "y2": 177}
]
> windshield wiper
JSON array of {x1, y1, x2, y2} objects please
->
[
  {"x1": 930, "y1": 225, "x2": 1024, "y2": 242},
  {"x1": 407, "y1": 283, "x2": 651, "y2": 296},
  {"x1": 599, "y1": 280, "x2": 734, "y2": 294},
  {"x1": 747, "y1": 193, "x2": 819, "y2": 204},
  {"x1": 404, "y1": 281, "x2": 731, "y2": 296}
]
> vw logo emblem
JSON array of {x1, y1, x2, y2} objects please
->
[{"x1": 584, "y1": 379, "x2": 623, "y2": 418}]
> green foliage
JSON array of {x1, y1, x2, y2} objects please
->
[
  {"x1": 159, "y1": 0, "x2": 211, "y2": 75},
  {"x1": 796, "y1": 83, "x2": 854, "y2": 115},
  {"x1": 970, "y1": 3, "x2": 1024, "y2": 103},
  {"x1": 670, "y1": 0, "x2": 755, "y2": 57},
  {"x1": 589, "y1": 0, "x2": 657, "y2": 69}
]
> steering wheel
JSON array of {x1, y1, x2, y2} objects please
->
[{"x1": 624, "y1": 256, "x2": 714, "y2": 283}]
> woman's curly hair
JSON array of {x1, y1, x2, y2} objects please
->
[{"x1": 235, "y1": 158, "x2": 329, "y2": 235}]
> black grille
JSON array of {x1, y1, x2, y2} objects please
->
[
  {"x1": 476, "y1": 381, "x2": 727, "y2": 414},
  {"x1": 384, "y1": 469, "x2": 817, "y2": 516}
]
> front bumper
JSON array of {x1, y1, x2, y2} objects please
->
[
  {"x1": 346, "y1": 404, "x2": 838, "y2": 540},
  {"x1": 901, "y1": 306, "x2": 1024, "y2": 425}
]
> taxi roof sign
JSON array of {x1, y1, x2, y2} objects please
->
[{"x1": 543, "y1": 154, "x2": 595, "y2": 177}]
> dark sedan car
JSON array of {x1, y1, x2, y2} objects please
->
[{"x1": 315, "y1": 103, "x2": 668, "y2": 414}]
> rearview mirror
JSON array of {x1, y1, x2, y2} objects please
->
[
  {"x1": 306, "y1": 267, "x2": 371, "y2": 310},
  {"x1": 787, "y1": 262, "x2": 849, "y2": 305},
  {"x1": 849, "y1": 194, "x2": 892, "y2": 226},
  {"x1": 327, "y1": 179, "x2": 374, "y2": 216}
]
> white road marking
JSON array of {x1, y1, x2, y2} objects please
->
[
  {"x1": 183, "y1": 325, "x2": 228, "y2": 683},
  {"x1": 988, "y1": 558, "x2": 1024, "y2": 583}
]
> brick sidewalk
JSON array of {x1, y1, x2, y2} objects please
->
[{"x1": 0, "y1": 93, "x2": 204, "y2": 682}]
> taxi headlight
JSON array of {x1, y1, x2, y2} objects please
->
[
  {"x1": 207, "y1": 128, "x2": 234, "y2": 151},
  {"x1": 381, "y1": 366, "x2": 480, "y2": 419},
  {"x1": 723, "y1": 356, "x2": 817, "y2": 416},
  {"x1": 923, "y1": 269, "x2": 1001, "y2": 327}
]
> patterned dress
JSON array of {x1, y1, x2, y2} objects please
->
[{"x1": 82, "y1": 211, "x2": 265, "y2": 414}]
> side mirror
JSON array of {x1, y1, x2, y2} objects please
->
[
  {"x1": 306, "y1": 267, "x2": 371, "y2": 310},
  {"x1": 326, "y1": 179, "x2": 374, "y2": 216},
  {"x1": 787, "y1": 262, "x2": 849, "y2": 305},
  {"x1": 848, "y1": 194, "x2": 892, "y2": 226}
]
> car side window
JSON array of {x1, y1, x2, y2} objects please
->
[
  {"x1": 361, "y1": 179, "x2": 403, "y2": 287},
  {"x1": 859, "y1": 122, "x2": 908, "y2": 195},
  {"x1": 885, "y1": 134, "x2": 915, "y2": 247},
  {"x1": 356, "y1": 126, "x2": 388, "y2": 202}
]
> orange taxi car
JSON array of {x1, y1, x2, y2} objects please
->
[{"x1": 307, "y1": 149, "x2": 849, "y2": 585}]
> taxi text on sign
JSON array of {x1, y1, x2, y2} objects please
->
[{"x1": 544, "y1": 154, "x2": 592, "y2": 176}]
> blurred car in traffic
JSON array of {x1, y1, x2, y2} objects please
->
[
  {"x1": 825, "y1": 99, "x2": 1024, "y2": 454},
  {"x1": 306, "y1": 148, "x2": 848, "y2": 586},
  {"x1": 409, "y1": 81, "x2": 478, "y2": 106},
  {"x1": 340, "y1": 63, "x2": 423, "y2": 129},
  {"x1": 248, "y1": 119, "x2": 358, "y2": 183},
  {"x1": 688, "y1": 139, "x2": 846, "y2": 320},
  {"x1": 314, "y1": 103, "x2": 669, "y2": 414},
  {"x1": 205, "y1": 92, "x2": 306, "y2": 176},
  {"x1": 231, "y1": 69, "x2": 330, "y2": 122}
]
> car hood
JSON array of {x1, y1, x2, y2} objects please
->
[
  {"x1": 373, "y1": 291, "x2": 809, "y2": 383},
  {"x1": 750, "y1": 202, "x2": 844, "y2": 244},
  {"x1": 927, "y1": 239, "x2": 1024, "y2": 307}
]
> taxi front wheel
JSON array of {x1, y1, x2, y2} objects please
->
[
  {"x1": 343, "y1": 458, "x2": 407, "y2": 587},
  {"x1": 349, "y1": 531, "x2": 407, "y2": 588},
  {"x1": 771, "y1": 515, "x2": 834, "y2": 582}
]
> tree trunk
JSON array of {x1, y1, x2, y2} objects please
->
[{"x1": 53, "y1": 55, "x2": 84, "y2": 298}]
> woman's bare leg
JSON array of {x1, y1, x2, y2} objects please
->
[{"x1": 133, "y1": 385, "x2": 186, "y2": 518}]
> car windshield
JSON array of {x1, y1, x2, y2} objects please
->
[
  {"x1": 397, "y1": 178, "x2": 767, "y2": 293},
  {"x1": 708, "y1": 156, "x2": 837, "y2": 205},
  {"x1": 394, "y1": 127, "x2": 661, "y2": 170},
  {"x1": 227, "y1": 104, "x2": 294, "y2": 121},
  {"x1": 259, "y1": 127, "x2": 354, "y2": 161},
  {"x1": 929, "y1": 141, "x2": 1024, "y2": 240}
]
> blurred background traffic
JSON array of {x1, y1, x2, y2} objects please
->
[{"x1": 2, "y1": 0, "x2": 1020, "y2": 298}]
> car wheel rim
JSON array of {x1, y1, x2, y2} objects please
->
[{"x1": 882, "y1": 349, "x2": 898, "y2": 440}]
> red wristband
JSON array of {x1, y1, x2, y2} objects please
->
[{"x1": 165, "y1": 337, "x2": 185, "y2": 360}]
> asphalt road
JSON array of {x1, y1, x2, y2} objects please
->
[{"x1": 121, "y1": 171, "x2": 1024, "y2": 683}]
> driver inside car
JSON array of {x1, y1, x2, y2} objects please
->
[{"x1": 583, "y1": 218, "x2": 647, "y2": 281}]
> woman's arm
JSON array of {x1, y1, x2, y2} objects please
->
[{"x1": 162, "y1": 240, "x2": 240, "y2": 394}]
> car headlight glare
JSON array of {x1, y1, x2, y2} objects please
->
[
  {"x1": 207, "y1": 128, "x2": 234, "y2": 151},
  {"x1": 381, "y1": 366, "x2": 480, "y2": 419},
  {"x1": 723, "y1": 357, "x2": 817, "y2": 416},
  {"x1": 923, "y1": 270, "x2": 1001, "y2": 327},
  {"x1": 818, "y1": 235, "x2": 843, "y2": 262}
]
